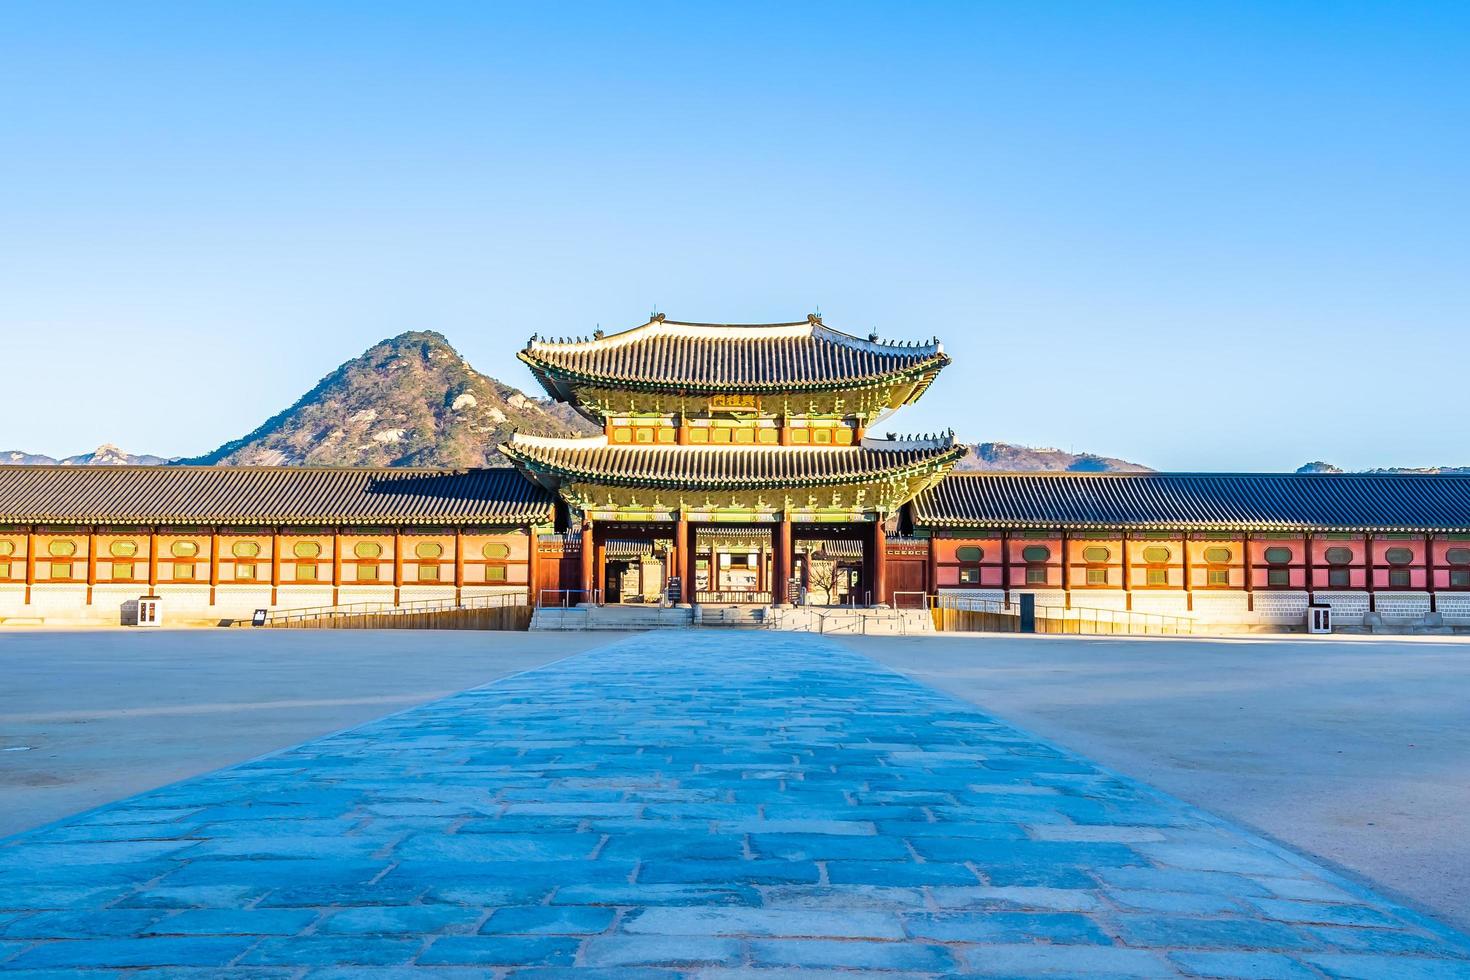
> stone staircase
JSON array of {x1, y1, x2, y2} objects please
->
[
  {"x1": 697, "y1": 605, "x2": 768, "y2": 628},
  {"x1": 530, "y1": 604, "x2": 695, "y2": 631},
  {"x1": 529, "y1": 603, "x2": 934, "y2": 634}
]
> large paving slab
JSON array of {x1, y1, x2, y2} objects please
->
[
  {"x1": 0, "y1": 629, "x2": 614, "y2": 836},
  {"x1": 2, "y1": 631, "x2": 1468, "y2": 977},
  {"x1": 846, "y1": 632, "x2": 1470, "y2": 932}
]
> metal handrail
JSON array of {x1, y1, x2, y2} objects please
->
[
  {"x1": 537, "y1": 589, "x2": 602, "y2": 608},
  {"x1": 932, "y1": 593, "x2": 1195, "y2": 636},
  {"x1": 261, "y1": 591, "x2": 525, "y2": 626},
  {"x1": 695, "y1": 590, "x2": 773, "y2": 605}
]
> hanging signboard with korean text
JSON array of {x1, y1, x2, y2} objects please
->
[{"x1": 709, "y1": 393, "x2": 760, "y2": 412}]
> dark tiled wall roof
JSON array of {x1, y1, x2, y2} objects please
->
[
  {"x1": 0, "y1": 466, "x2": 555, "y2": 527},
  {"x1": 912, "y1": 473, "x2": 1470, "y2": 532},
  {"x1": 521, "y1": 320, "x2": 947, "y2": 392},
  {"x1": 503, "y1": 441, "x2": 965, "y2": 490}
]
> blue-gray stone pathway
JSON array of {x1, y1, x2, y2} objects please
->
[{"x1": 2, "y1": 632, "x2": 1469, "y2": 978}]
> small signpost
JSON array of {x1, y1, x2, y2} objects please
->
[
  {"x1": 136, "y1": 595, "x2": 163, "y2": 628},
  {"x1": 665, "y1": 576, "x2": 682, "y2": 605},
  {"x1": 251, "y1": 608, "x2": 269, "y2": 627}
]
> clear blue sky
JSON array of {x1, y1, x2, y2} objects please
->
[{"x1": 2, "y1": 2, "x2": 1466, "y2": 470}]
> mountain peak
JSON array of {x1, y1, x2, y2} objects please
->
[
  {"x1": 957, "y1": 441, "x2": 1153, "y2": 473},
  {"x1": 179, "y1": 332, "x2": 597, "y2": 467}
]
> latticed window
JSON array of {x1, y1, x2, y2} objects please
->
[
  {"x1": 1388, "y1": 569, "x2": 1410, "y2": 587},
  {"x1": 1267, "y1": 568, "x2": 1289, "y2": 586},
  {"x1": 1206, "y1": 569, "x2": 1228, "y2": 586},
  {"x1": 1086, "y1": 568, "x2": 1107, "y2": 585},
  {"x1": 959, "y1": 567, "x2": 980, "y2": 584},
  {"x1": 1328, "y1": 568, "x2": 1349, "y2": 587},
  {"x1": 1145, "y1": 568, "x2": 1167, "y2": 586},
  {"x1": 1022, "y1": 544, "x2": 1049, "y2": 585},
  {"x1": 1449, "y1": 549, "x2": 1470, "y2": 588}
]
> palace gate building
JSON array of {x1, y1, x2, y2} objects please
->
[{"x1": 2, "y1": 314, "x2": 1469, "y2": 628}]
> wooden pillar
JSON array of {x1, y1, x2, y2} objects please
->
[
  {"x1": 1304, "y1": 533, "x2": 1315, "y2": 606},
  {"x1": 1242, "y1": 534, "x2": 1253, "y2": 612},
  {"x1": 1427, "y1": 533, "x2": 1437, "y2": 613},
  {"x1": 149, "y1": 528, "x2": 160, "y2": 595},
  {"x1": 774, "y1": 516, "x2": 792, "y2": 604},
  {"x1": 209, "y1": 529, "x2": 220, "y2": 606},
  {"x1": 677, "y1": 415, "x2": 691, "y2": 445},
  {"x1": 268, "y1": 528, "x2": 280, "y2": 606},
  {"x1": 926, "y1": 532, "x2": 938, "y2": 599},
  {"x1": 780, "y1": 416, "x2": 792, "y2": 446},
  {"x1": 528, "y1": 529, "x2": 541, "y2": 607},
  {"x1": 1363, "y1": 532, "x2": 1374, "y2": 612},
  {"x1": 1060, "y1": 530, "x2": 1070, "y2": 609},
  {"x1": 1181, "y1": 533, "x2": 1192, "y2": 611},
  {"x1": 580, "y1": 520, "x2": 594, "y2": 603},
  {"x1": 595, "y1": 533, "x2": 607, "y2": 603},
  {"x1": 24, "y1": 528, "x2": 35, "y2": 605},
  {"x1": 872, "y1": 518, "x2": 887, "y2": 606},
  {"x1": 675, "y1": 517, "x2": 690, "y2": 604},
  {"x1": 393, "y1": 528, "x2": 404, "y2": 606},
  {"x1": 1120, "y1": 533, "x2": 1131, "y2": 610},
  {"x1": 1000, "y1": 529, "x2": 1011, "y2": 607},
  {"x1": 332, "y1": 528, "x2": 342, "y2": 606},
  {"x1": 86, "y1": 527, "x2": 97, "y2": 605},
  {"x1": 758, "y1": 531, "x2": 770, "y2": 593},
  {"x1": 454, "y1": 527, "x2": 465, "y2": 604}
]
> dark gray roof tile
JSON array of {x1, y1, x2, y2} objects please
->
[
  {"x1": 912, "y1": 473, "x2": 1470, "y2": 532},
  {"x1": 0, "y1": 466, "x2": 555, "y2": 526}
]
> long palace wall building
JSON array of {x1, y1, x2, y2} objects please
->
[{"x1": 3, "y1": 314, "x2": 1470, "y2": 629}]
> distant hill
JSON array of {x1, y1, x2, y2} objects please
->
[
  {"x1": 956, "y1": 442, "x2": 1153, "y2": 473},
  {"x1": 178, "y1": 331, "x2": 599, "y2": 467},
  {"x1": 6, "y1": 334, "x2": 1460, "y2": 475},
  {"x1": 1, "y1": 445, "x2": 173, "y2": 466},
  {"x1": 1296, "y1": 461, "x2": 1470, "y2": 475}
]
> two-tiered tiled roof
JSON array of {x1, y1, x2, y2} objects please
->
[
  {"x1": 912, "y1": 472, "x2": 1470, "y2": 532},
  {"x1": 0, "y1": 466, "x2": 555, "y2": 526},
  {"x1": 502, "y1": 433, "x2": 965, "y2": 491},
  {"x1": 519, "y1": 314, "x2": 949, "y2": 401}
]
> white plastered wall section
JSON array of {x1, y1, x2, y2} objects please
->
[{"x1": 1438, "y1": 594, "x2": 1470, "y2": 624}]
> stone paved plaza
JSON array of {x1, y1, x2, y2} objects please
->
[{"x1": 2, "y1": 633, "x2": 1469, "y2": 977}]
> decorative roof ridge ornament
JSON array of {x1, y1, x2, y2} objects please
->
[
  {"x1": 504, "y1": 432, "x2": 611, "y2": 449},
  {"x1": 861, "y1": 429, "x2": 958, "y2": 452},
  {"x1": 522, "y1": 316, "x2": 944, "y2": 355}
]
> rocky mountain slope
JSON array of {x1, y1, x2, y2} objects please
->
[
  {"x1": 954, "y1": 442, "x2": 1153, "y2": 473},
  {"x1": 180, "y1": 331, "x2": 598, "y2": 467}
]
